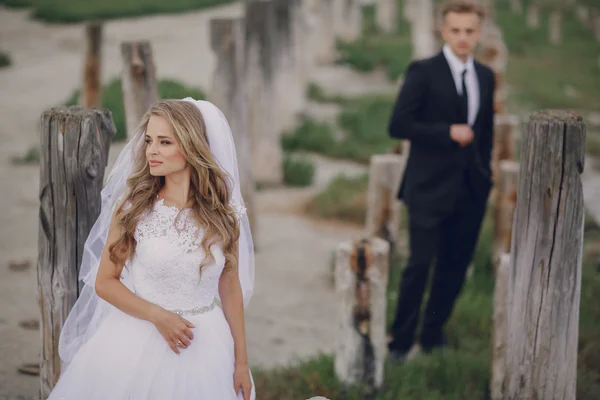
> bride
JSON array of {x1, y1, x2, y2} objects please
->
[{"x1": 47, "y1": 98, "x2": 255, "y2": 399}]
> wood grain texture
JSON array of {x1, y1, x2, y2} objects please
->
[
  {"x1": 120, "y1": 41, "x2": 159, "y2": 138},
  {"x1": 334, "y1": 237, "x2": 389, "y2": 392},
  {"x1": 80, "y1": 23, "x2": 103, "y2": 109},
  {"x1": 503, "y1": 110, "x2": 585, "y2": 400},
  {"x1": 37, "y1": 107, "x2": 115, "y2": 398}
]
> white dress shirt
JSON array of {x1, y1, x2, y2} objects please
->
[{"x1": 442, "y1": 44, "x2": 480, "y2": 126}]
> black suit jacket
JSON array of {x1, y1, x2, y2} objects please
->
[{"x1": 389, "y1": 51, "x2": 495, "y2": 218}]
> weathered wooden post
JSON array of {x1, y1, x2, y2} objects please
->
[
  {"x1": 526, "y1": 0, "x2": 540, "y2": 29},
  {"x1": 312, "y1": 0, "x2": 337, "y2": 64},
  {"x1": 503, "y1": 110, "x2": 586, "y2": 400},
  {"x1": 334, "y1": 0, "x2": 362, "y2": 41},
  {"x1": 334, "y1": 237, "x2": 389, "y2": 394},
  {"x1": 209, "y1": 17, "x2": 257, "y2": 237},
  {"x1": 491, "y1": 115, "x2": 518, "y2": 182},
  {"x1": 80, "y1": 22, "x2": 103, "y2": 109},
  {"x1": 492, "y1": 160, "x2": 519, "y2": 265},
  {"x1": 411, "y1": 0, "x2": 436, "y2": 60},
  {"x1": 491, "y1": 252, "x2": 510, "y2": 400},
  {"x1": 245, "y1": 0, "x2": 283, "y2": 185},
  {"x1": 120, "y1": 41, "x2": 159, "y2": 138},
  {"x1": 37, "y1": 107, "x2": 116, "y2": 397},
  {"x1": 376, "y1": 0, "x2": 397, "y2": 34},
  {"x1": 365, "y1": 154, "x2": 406, "y2": 252}
]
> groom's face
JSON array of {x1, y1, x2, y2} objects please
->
[{"x1": 441, "y1": 11, "x2": 482, "y2": 60}]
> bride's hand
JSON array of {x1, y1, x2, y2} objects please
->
[
  {"x1": 233, "y1": 364, "x2": 252, "y2": 400},
  {"x1": 149, "y1": 306, "x2": 195, "y2": 354}
]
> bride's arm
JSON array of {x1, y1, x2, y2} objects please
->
[
  {"x1": 218, "y1": 252, "x2": 249, "y2": 368},
  {"x1": 95, "y1": 212, "x2": 195, "y2": 354},
  {"x1": 94, "y1": 212, "x2": 160, "y2": 321}
]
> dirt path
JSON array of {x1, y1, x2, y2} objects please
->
[{"x1": 0, "y1": 3, "x2": 383, "y2": 398}]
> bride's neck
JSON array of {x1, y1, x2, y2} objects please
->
[{"x1": 160, "y1": 169, "x2": 191, "y2": 208}]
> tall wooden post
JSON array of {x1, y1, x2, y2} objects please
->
[
  {"x1": 80, "y1": 23, "x2": 103, "y2": 109},
  {"x1": 209, "y1": 17, "x2": 257, "y2": 237},
  {"x1": 334, "y1": 237, "x2": 389, "y2": 394},
  {"x1": 37, "y1": 107, "x2": 115, "y2": 397},
  {"x1": 376, "y1": 0, "x2": 397, "y2": 34},
  {"x1": 365, "y1": 154, "x2": 405, "y2": 252},
  {"x1": 120, "y1": 41, "x2": 159, "y2": 138},
  {"x1": 503, "y1": 110, "x2": 586, "y2": 400}
]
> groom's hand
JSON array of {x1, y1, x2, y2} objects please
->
[{"x1": 450, "y1": 124, "x2": 474, "y2": 147}]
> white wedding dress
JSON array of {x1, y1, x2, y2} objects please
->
[{"x1": 47, "y1": 199, "x2": 255, "y2": 400}]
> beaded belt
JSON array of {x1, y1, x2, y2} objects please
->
[{"x1": 169, "y1": 301, "x2": 216, "y2": 316}]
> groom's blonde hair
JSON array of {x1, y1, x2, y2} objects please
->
[{"x1": 441, "y1": 0, "x2": 486, "y2": 20}]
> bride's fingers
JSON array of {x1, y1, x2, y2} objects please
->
[
  {"x1": 182, "y1": 327, "x2": 194, "y2": 340},
  {"x1": 168, "y1": 340, "x2": 180, "y2": 355},
  {"x1": 177, "y1": 334, "x2": 191, "y2": 347},
  {"x1": 182, "y1": 317, "x2": 195, "y2": 328}
]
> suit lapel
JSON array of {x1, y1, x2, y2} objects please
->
[{"x1": 436, "y1": 52, "x2": 464, "y2": 121}]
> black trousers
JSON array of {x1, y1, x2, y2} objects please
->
[{"x1": 389, "y1": 176, "x2": 488, "y2": 352}]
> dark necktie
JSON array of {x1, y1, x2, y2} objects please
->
[{"x1": 459, "y1": 69, "x2": 469, "y2": 124}]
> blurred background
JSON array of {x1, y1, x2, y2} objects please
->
[{"x1": 0, "y1": 0, "x2": 599, "y2": 399}]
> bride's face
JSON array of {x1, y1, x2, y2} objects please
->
[{"x1": 145, "y1": 115, "x2": 187, "y2": 177}]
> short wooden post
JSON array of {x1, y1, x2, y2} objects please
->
[
  {"x1": 80, "y1": 22, "x2": 103, "y2": 109},
  {"x1": 492, "y1": 160, "x2": 519, "y2": 265},
  {"x1": 503, "y1": 110, "x2": 586, "y2": 400},
  {"x1": 376, "y1": 0, "x2": 397, "y2": 34},
  {"x1": 37, "y1": 107, "x2": 116, "y2": 397},
  {"x1": 491, "y1": 252, "x2": 510, "y2": 400},
  {"x1": 334, "y1": 237, "x2": 389, "y2": 393},
  {"x1": 365, "y1": 154, "x2": 405, "y2": 252},
  {"x1": 209, "y1": 17, "x2": 257, "y2": 236},
  {"x1": 491, "y1": 115, "x2": 518, "y2": 184},
  {"x1": 120, "y1": 41, "x2": 159, "y2": 138}
]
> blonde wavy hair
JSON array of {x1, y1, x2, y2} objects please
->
[{"x1": 109, "y1": 100, "x2": 239, "y2": 275}]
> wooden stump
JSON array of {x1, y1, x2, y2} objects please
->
[
  {"x1": 376, "y1": 0, "x2": 397, "y2": 34},
  {"x1": 80, "y1": 23, "x2": 103, "y2": 109},
  {"x1": 334, "y1": 237, "x2": 389, "y2": 393},
  {"x1": 313, "y1": 0, "x2": 337, "y2": 64},
  {"x1": 209, "y1": 18, "x2": 257, "y2": 236},
  {"x1": 510, "y1": 0, "x2": 523, "y2": 14},
  {"x1": 549, "y1": 11, "x2": 563, "y2": 45},
  {"x1": 526, "y1": 3, "x2": 540, "y2": 29},
  {"x1": 478, "y1": 23, "x2": 508, "y2": 114},
  {"x1": 335, "y1": 0, "x2": 362, "y2": 41},
  {"x1": 365, "y1": 154, "x2": 406, "y2": 252},
  {"x1": 491, "y1": 115, "x2": 518, "y2": 185},
  {"x1": 411, "y1": 0, "x2": 436, "y2": 60},
  {"x1": 120, "y1": 41, "x2": 159, "y2": 139},
  {"x1": 37, "y1": 107, "x2": 115, "y2": 397},
  {"x1": 503, "y1": 110, "x2": 586, "y2": 400},
  {"x1": 492, "y1": 160, "x2": 519, "y2": 265},
  {"x1": 491, "y1": 252, "x2": 510, "y2": 400}
]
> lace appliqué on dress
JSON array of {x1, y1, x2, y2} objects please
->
[{"x1": 230, "y1": 199, "x2": 247, "y2": 220}]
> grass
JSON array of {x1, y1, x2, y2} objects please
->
[
  {"x1": 0, "y1": 51, "x2": 11, "y2": 68},
  {"x1": 252, "y1": 208, "x2": 600, "y2": 399},
  {"x1": 11, "y1": 146, "x2": 40, "y2": 165},
  {"x1": 336, "y1": 5, "x2": 412, "y2": 81},
  {"x1": 64, "y1": 78, "x2": 206, "y2": 141},
  {"x1": 305, "y1": 173, "x2": 369, "y2": 225},
  {"x1": 0, "y1": 0, "x2": 235, "y2": 23},
  {"x1": 282, "y1": 95, "x2": 397, "y2": 164},
  {"x1": 282, "y1": 154, "x2": 315, "y2": 187}
]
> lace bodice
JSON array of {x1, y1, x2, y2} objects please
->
[{"x1": 129, "y1": 199, "x2": 225, "y2": 311}]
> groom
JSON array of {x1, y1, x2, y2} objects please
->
[{"x1": 387, "y1": 0, "x2": 495, "y2": 361}]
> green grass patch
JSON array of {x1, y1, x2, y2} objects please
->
[
  {"x1": 0, "y1": 0, "x2": 235, "y2": 23},
  {"x1": 11, "y1": 146, "x2": 40, "y2": 165},
  {"x1": 336, "y1": 5, "x2": 412, "y2": 81},
  {"x1": 282, "y1": 96, "x2": 396, "y2": 163},
  {"x1": 496, "y1": 2, "x2": 600, "y2": 113},
  {"x1": 282, "y1": 154, "x2": 315, "y2": 187},
  {"x1": 305, "y1": 173, "x2": 368, "y2": 224},
  {"x1": 0, "y1": 51, "x2": 11, "y2": 68},
  {"x1": 64, "y1": 78, "x2": 206, "y2": 141}
]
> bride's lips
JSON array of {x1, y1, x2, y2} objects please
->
[{"x1": 149, "y1": 161, "x2": 163, "y2": 168}]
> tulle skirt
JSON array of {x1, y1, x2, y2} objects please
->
[{"x1": 47, "y1": 305, "x2": 255, "y2": 400}]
